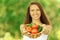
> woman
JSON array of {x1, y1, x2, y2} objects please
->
[{"x1": 20, "y1": 2, "x2": 52, "y2": 40}]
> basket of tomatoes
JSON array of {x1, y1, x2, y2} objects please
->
[{"x1": 25, "y1": 23, "x2": 43, "y2": 38}]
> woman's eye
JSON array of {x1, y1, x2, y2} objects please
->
[
  {"x1": 37, "y1": 9, "x2": 40, "y2": 11},
  {"x1": 31, "y1": 10, "x2": 34, "y2": 11}
]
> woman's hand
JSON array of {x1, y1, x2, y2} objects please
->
[
  {"x1": 40, "y1": 24, "x2": 52, "y2": 35},
  {"x1": 20, "y1": 24, "x2": 28, "y2": 35}
]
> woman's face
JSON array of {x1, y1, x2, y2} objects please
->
[{"x1": 30, "y1": 4, "x2": 41, "y2": 20}]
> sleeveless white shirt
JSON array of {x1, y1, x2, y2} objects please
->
[
  {"x1": 23, "y1": 34, "x2": 48, "y2": 40},
  {"x1": 23, "y1": 24, "x2": 48, "y2": 40}
]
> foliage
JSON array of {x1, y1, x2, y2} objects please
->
[{"x1": 0, "y1": 0, "x2": 60, "y2": 40}]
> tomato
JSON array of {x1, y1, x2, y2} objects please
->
[
  {"x1": 31, "y1": 29, "x2": 38, "y2": 34},
  {"x1": 26, "y1": 27, "x2": 32, "y2": 32},
  {"x1": 32, "y1": 24, "x2": 38, "y2": 29}
]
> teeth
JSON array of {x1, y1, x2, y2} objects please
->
[{"x1": 34, "y1": 15, "x2": 38, "y2": 17}]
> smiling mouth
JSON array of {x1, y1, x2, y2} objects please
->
[{"x1": 34, "y1": 15, "x2": 38, "y2": 17}]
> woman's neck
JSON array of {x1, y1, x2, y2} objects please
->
[{"x1": 32, "y1": 19, "x2": 42, "y2": 25}]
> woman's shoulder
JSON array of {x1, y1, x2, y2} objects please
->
[
  {"x1": 42, "y1": 24, "x2": 52, "y2": 30},
  {"x1": 42, "y1": 24, "x2": 51, "y2": 27},
  {"x1": 20, "y1": 24, "x2": 24, "y2": 27},
  {"x1": 42, "y1": 24, "x2": 52, "y2": 28},
  {"x1": 20, "y1": 24, "x2": 29, "y2": 28}
]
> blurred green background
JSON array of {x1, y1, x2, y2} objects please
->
[{"x1": 0, "y1": 0, "x2": 60, "y2": 40}]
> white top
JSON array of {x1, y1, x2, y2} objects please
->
[
  {"x1": 23, "y1": 24, "x2": 48, "y2": 40},
  {"x1": 23, "y1": 34, "x2": 48, "y2": 40}
]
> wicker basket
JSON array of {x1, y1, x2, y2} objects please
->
[{"x1": 24, "y1": 24, "x2": 43, "y2": 38}]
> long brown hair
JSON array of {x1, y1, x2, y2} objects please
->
[{"x1": 24, "y1": 2, "x2": 50, "y2": 25}]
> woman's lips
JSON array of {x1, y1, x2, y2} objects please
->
[{"x1": 33, "y1": 15, "x2": 38, "y2": 17}]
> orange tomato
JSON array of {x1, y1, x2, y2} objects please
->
[
  {"x1": 26, "y1": 27, "x2": 32, "y2": 32},
  {"x1": 31, "y1": 29, "x2": 38, "y2": 34},
  {"x1": 32, "y1": 24, "x2": 38, "y2": 29}
]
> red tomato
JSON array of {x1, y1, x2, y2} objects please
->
[
  {"x1": 32, "y1": 24, "x2": 38, "y2": 29},
  {"x1": 31, "y1": 29, "x2": 38, "y2": 34},
  {"x1": 26, "y1": 27, "x2": 32, "y2": 32}
]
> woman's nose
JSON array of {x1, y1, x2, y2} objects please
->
[{"x1": 34, "y1": 10, "x2": 37, "y2": 14}]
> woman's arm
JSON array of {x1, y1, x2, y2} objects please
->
[
  {"x1": 20, "y1": 24, "x2": 27, "y2": 35},
  {"x1": 41, "y1": 24, "x2": 52, "y2": 35},
  {"x1": 20, "y1": 24, "x2": 32, "y2": 36}
]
